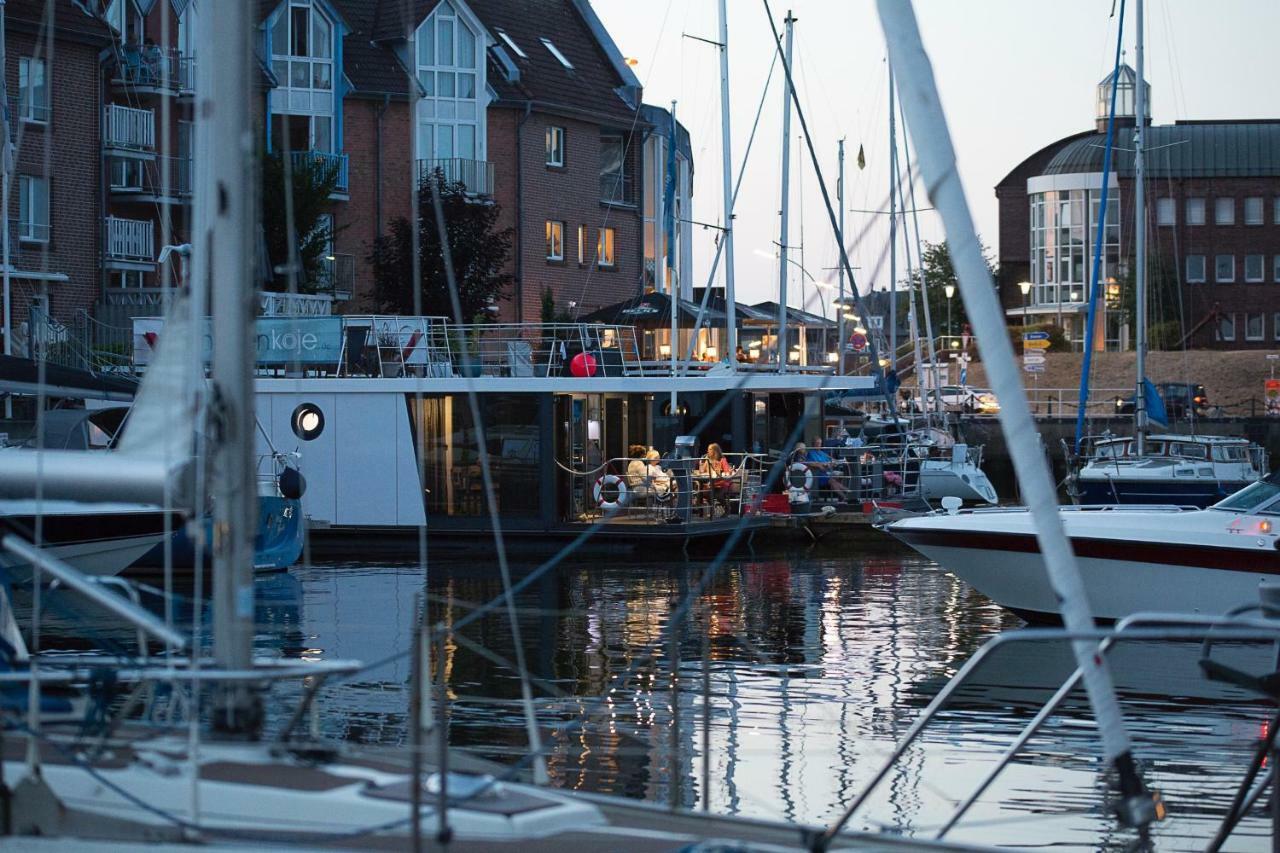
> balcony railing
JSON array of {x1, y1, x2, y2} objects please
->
[
  {"x1": 144, "y1": 155, "x2": 192, "y2": 198},
  {"x1": 116, "y1": 45, "x2": 195, "y2": 92},
  {"x1": 417, "y1": 158, "x2": 495, "y2": 197},
  {"x1": 103, "y1": 104, "x2": 155, "y2": 152},
  {"x1": 599, "y1": 171, "x2": 634, "y2": 205},
  {"x1": 106, "y1": 216, "x2": 154, "y2": 262},
  {"x1": 315, "y1": 253, "x2": 355, "y2": 300},
  {"x1": 291, "y1": 150, "x2": 349, "y2": 194}
]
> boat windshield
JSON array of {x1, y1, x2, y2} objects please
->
[{"x1": 1213, "y1": 475, "x2": 1280, "y2": 514}]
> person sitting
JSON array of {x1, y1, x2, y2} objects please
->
[
  {"x1": 735, "y1": 345, "x2": 749, "y2": 363},
  {"x1": 789, "y1": 441, "x2": 850, "y2": 500},
  {"x1": 698, "y1": 442, "x2": 736, "y2": 513},
  {"x1": 645, "y1": 448, "x2": 674, "y2": 498},
  {"x1": 625, "y1": 444, "x2": 650, "y2": 500}
]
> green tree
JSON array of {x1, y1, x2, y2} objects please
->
[
  {"x1": 1116, "y1": 254, "x2": 1183, "y2": 350},
  {"x1": 260, "y1": 151, "x2": 341, "y2": 293},
  {"x1": 369, "y1": 170, "x2": 513, "y2": 320},
  {"x1": 907, "y1": 239, "x2": 996, "y2": 339}
]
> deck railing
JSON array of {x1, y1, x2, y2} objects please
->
[
  {"x1": 291, "y1": 150, "x2": 349, "y2": 193},
  {"x1": 417, "y1": 158, "x2": 495, "y2": 196},
  {"x1": 105, "y1": 216, "x2": 154, "y2": 262},
  {"x1": 115, "y1": 45, "x2": 195, "y2": 92},
  {"x1": 103, "y1": 104, "x2": 155, "y2": 151}
]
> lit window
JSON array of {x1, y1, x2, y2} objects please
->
[
  {"x1": 546, "y1": 126, "x2": 565, "y2": 167},
  {"x1": 1186, "y1": 197, "x2": 1205, "y2": 226},
  {"x1": 18, "y1": 175, "x2": 49, "y2": 242},
  {"x1": 495, "y1": 29, "x2": 527, "y2": 59},
  {"x1": 1155, "y1": 197, "x2": 1175, "y2": 226},
  {"x1": 577, "y1": 224, "x2": 585, "y2": 265},
  {"x1": 1246, "y1": 254, "x2": 1265, "y2": 282},
  {"x1": 597, "y1": 227, "x2": 616, "y2": 268},
  {"x1": 18, "y1": 57, "x2": 49, "y2": 123},
  {"x1": 1215, "y1": 254, "x2": 1235, "y2": 283},
  {"x1": 1245, "y1": 197, "x2": 1264, "y2": 225},
  {"x1": 1186, "y1": 254, "x2": 1206, "y2": 283},
  {"x1": 1215, "y1": 197, "x2": 1235, "y2": 225},
  {"x1": 540, "y1": 38, "x2": 574, "y2": 71},
  {"x1": 545, "y1": 220, "x2": 564, "y2": 261},
  {"x1": 1217, "y1": 313, "x2": 1235, "y2": 342},
  {"x1": 1247, "y1": 313, "x2": 1265, "y2": 341}
]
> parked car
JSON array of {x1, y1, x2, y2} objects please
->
[
  {"x1": 933, "y1": 385, "x2": 1000, "y2": 414},
  {"x1": 1114, "y1": 381, "x2": 1208, "y2": 418}
]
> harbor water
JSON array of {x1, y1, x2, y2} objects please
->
[{"x1": 27, "y1": 545, "x2": 1274, "y2": 850}]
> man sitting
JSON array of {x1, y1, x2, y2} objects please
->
[{"x1": 789, "y1": 441, "x2": 850, "y2": 500}]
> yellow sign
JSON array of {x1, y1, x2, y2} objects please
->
[{"x1": 1022, "y1": 339, "x2": 1051, "y2": 350}]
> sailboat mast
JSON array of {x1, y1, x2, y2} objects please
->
[
  {"x1": 1133, "y1": 0, "x2": 1148, "y2": 454},
  {"x1": 717, "y1": 0, "x2": 737, "y2": 363},
  {"x1": 837, "y1": 139, "x2": 846, "y2": 375},
  {"x1": 198, "y1": 0, "x2": 260, "y2": 730},
  {"x1": 888, "y1": 66, "x2": 898, "y2": 365},
  {"x1": 775, "y1": 10, "x2": 795, "y2": 372}
]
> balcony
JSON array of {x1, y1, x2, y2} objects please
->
[
  {"x1": 417, "y1": 158, "x2": 494, "y2": 197},
  {"x1": 105, "y1": 216, "x2": 154, "y2": 268},
  {"x1": 315, "y1": 253, "x2": 355, "y2": 300},
  {"x1": 103, "y1": 104, "x2": 155, "y2": 155},
  {"x1": 291, "y1": 150, "x2": 349, "y2": 197},
  {"x1": 112, "y1": 45, "x2": 195, "y2": 95}
]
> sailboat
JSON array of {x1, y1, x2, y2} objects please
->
[{"x1": 1065, "y1": 18, "x2": 1267, "y2": 507}]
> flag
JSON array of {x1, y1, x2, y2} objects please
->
[{"x1": 856, "y1": 144, "x2": 866, "y2": 170}]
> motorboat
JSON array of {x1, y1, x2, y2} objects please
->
[
  {"x1": 886, "y1": 475, "x2": 1280, "y2": 622},
  {"x1": 0, "y1": 499, "x2": 176, "y2": 582},
  {"x1": 1069, "y1": 432, "x2": 1266, "y2": 508}
]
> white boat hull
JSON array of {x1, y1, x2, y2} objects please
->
[{"x1": 917, "y1": 461, "x2": 997, "y2": 504}]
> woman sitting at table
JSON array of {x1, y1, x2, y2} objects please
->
[
  {"x1": 698, "y1": 442, "x2": 737, "y2": 509},
  {"x1": 625, "y1": 444, "x2": 649, "y2": 494}
]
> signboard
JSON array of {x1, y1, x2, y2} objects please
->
[
  {"x1": 849, "y1": 331, "x2": 869, "y2": 352},
  {"x1": 1021, "y1": 352, "x2": 1046, "y2": 365},
  {"x1": 133, "y1": 316, "x2": 344, "y2": 367},
  {"x1": 1022, "y1": 362, "x2": 1046, "y2": 373},
  {"x1": 1023, "y1": 331, "x2": 1050, "y2": 341},
  {"x1": 1022, "y1": 338, "x2": 1051, "y2": 350},
  {"x1": 1267, "y1": 378, "x2": 1280, "y2": 417}
]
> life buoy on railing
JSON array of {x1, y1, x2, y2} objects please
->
[
  {"x1": 787, "y1": 462, "x2": 813, "y2": 492},
  {"x1": 593, "y1": 474, "x2": 628, "y2": 510}
]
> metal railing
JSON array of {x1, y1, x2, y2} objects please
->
[
  {"x1": 115, "y1": 45, "x2": 195, "y2": 92},
  {"x1": 568, "y1": 453, "x2": 768, "y2": 526},
  {"x1": 291, "y1": 149, "x2": 349, "y2": 193},
  {"x1": 315, "y1": 253, "x2": 354, "y2": 300},
  {"x1": 599, "y1": 171, "x2": 635, "y2": 205},
  {"x1": 417, "y1": 158, "x2": 495, "y2": 196},
  {"x1": 103, "y1": 104, "x2": 155, "y2": 151},
  {"x1": 105, "y1": 215, "x2": 154, "y2": 262},
  {"x1": 143, "y1": 154, "x2": 192, "y2": 198}
]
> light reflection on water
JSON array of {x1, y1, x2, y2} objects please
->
[{"x1": 26, "y1": 546, "x2": 1276, "y2": 849}]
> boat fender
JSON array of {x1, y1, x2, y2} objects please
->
[
  {"x1": 279, "y1": 466, "x2": 306, "y2": 500},
  {"x1": 594, "y1": 474, "x2": 628, "y2": 510}
]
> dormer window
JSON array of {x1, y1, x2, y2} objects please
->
[
  {"x1": 416, "y1": 1, "x2": 486, "y2": 170},
  {"x1": 495, "y1": 29, "x2": 526, "y2": 59},
  {"x1": 540, "y1": 38, "x2": 573, "y2": 71},
  {"x1": 268, "y1": 0, "x2": 336, "y2": 153}
]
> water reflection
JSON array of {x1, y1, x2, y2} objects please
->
[{"x1": 21, "y1": 549, "x2": 1275, "y2": 849}]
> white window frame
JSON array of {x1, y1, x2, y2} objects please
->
[
  {"x1": 1186, "y1": 254, "x2": 1206, "y2": 283},
  {"x1": 494, "y1": 29, "x2": 526, "y2": 59},
  {"x1": 1245, "y1": 196, "x2": 1264, "y2": 225},
  {"x1": 18, "y1": 175, "x2": 49, "y2": 243},
  {"x1": 597, "y1": 226, "x2": 616, "y2": 269},
  {"x1": 546, "y1": 220, "x2": 564, "y2": 261},
  {"x1": 540, "y1": 38, "x2": 574, "y2": 70},
  {"x1": 1217, "y1": 313, "x2": 1235, "y2": 342},
  {"x1": 1186, "y1": 197, "x2": 1205, "y2": 226},
  {"x1": 109, "y1": 157, "x2": 144, "y2": 191},
  {"x1": 1215, "y1": 254, "x2": 1235, "y2": 283},
  {"x1": 18, "y1": 57, "x2": 49, "y2": 124},
  {"x1": 1246, "y1": 313, "x2": 1265, "y2": 341},
  {"x1": 1155, "y1": 197, "x2": 1175, "y2": 226},
  {"x1": 415, "y1": 2, "x2": 487, "y2": 167},
  {"x1": 1245, "y1": 254, "x2": 1265, "y2": 283},
  {"x1": 546, "y1": 126, "x2": 565, "y2": 167},
  {"x1": 576, "y1": 224, "x2": 585, "y2": 265},
  {"x1": 268, "y1": 0, "x2": 335, "y2": 147},
  {"x1": 1215, "y1": 197, "x2": 1235, "y2": 225}
]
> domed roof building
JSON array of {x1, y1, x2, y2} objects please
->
[{"x1": 996, "y1": 65, "x2": 1280, "y2": 350}]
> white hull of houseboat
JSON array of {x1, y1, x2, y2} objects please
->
[{"x1": 888, "y1": 504, "x2": 1279, "y2": 621}]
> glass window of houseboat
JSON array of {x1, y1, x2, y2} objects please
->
[
  {"x1": 1168, "y1": 442, "x2": 1208, "y2": 459},
  {"x1": 1093, "y1": 442, "x2": 1124, "y2": 459},
  {"x1": 1214, "y1": 445, "x2": 1247, "y2": 462}
]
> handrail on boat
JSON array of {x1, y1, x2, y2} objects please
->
[{"x1": 819, "y1": 611, "x2": 1280, "y2": 846}]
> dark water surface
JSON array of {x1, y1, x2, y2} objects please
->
[{"x1": 27, "y1": 544, "x2": 1276, "y2": 850}]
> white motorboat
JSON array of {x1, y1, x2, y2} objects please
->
[
  {"x1": 1071, "y1": 433, "x2": 1266, "y2": 508},
  {"x1": 0, "y1": 499, "x2": 174, "y2": 582},
  {"x1": 887, "y1": 476, "x2": 1280, "y2": 622}
]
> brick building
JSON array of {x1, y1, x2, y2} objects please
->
[
  {"x1": 996, "y1": 65, "x2": 1280, "y2": 351},
  {"x1": 0, "y1": 0, "x2": 110, "y2": 356}
]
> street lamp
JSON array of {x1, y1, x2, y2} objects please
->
[
  {"x1": 1019, "y1": 280, "x2": 1032, "y2": 327},
  {"x1": 944, "y1": 283, "x2": 955, "y2": 343}
]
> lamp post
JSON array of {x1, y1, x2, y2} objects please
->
[
  {"x1": 944, "y1": 283, "x2": 955, "y2": 344},
  {"x1": 1018, "y1": 280, "x2": 1032, "y2": 326}
]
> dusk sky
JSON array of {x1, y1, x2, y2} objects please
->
[{"x1": 593, "y1": 0, "x2": 1280, "y2": 317}]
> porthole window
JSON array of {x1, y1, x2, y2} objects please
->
[{"x1": 291, "y1": 402, "x2": 325, "y2": 441}]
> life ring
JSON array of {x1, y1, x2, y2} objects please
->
[
  {"x1": 787, "y1": 462, "x2": 813, "y2": 492},
  {"x1": 593, "y1": 474, "x2": 628, "y2": 510}
]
